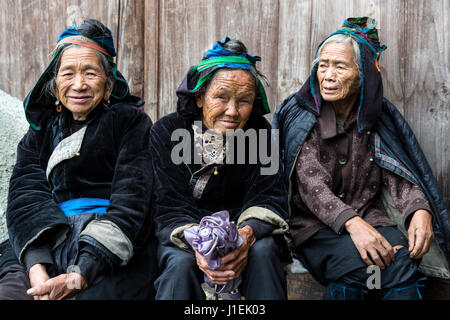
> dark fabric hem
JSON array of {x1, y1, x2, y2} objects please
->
[{"x1": 291, "y1": 225, "x2": 326, "y2": 249}]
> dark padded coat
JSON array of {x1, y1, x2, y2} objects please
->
[
  {"x1": 151, "y1": 67, "x2": 290, "y2": 253},
  {"x1": 0, "y1": 60, "x2": 156, "y2": 298}
]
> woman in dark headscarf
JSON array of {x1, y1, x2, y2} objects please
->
[
  {"x1": 273, "y1": 17, "x2": 450, "y2": 299},
  {"x1": 151, "y1": 37, "x2": 290, "y2": 300},
  {"x1": 0, "y1": 19, "x2": 156, "y2": 300}
]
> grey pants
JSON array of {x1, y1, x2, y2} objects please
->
[{"x1": 154, "y1": 236, "x2": 287, "y2": 300}]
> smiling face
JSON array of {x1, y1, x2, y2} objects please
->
[
  {"x1": 316, "y1": 41, "x2": 360, "y2": 104},
  {"x1": 55, "y1": 46, "x2": 110, "y2": 120},
  {"x1": 196, "y1": 69, "x2": 256, "y2": 135}
]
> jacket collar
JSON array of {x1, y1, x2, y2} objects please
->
[{"x1": 318, "y1": 101, "x2": 358, "y2": 140}]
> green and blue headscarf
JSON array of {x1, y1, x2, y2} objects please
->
[{"x1": 176, "y1": 37, "x2": 271, "y2": 119}]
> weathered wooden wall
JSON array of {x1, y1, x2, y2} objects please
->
[{"x1": 0, "y1": 0, "x2": 448, "y2": 207}]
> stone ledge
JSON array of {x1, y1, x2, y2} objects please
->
[{"x1": 286, "y1": 271, "x2": 450, "y2": 300}]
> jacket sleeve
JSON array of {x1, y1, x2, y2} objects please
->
[
  {"x1": 78, "y1": 107, "x2": 153, "y2": 266},
  {"x1": 6, "y1": 128, "x2": 70, "y2": 264},
  {"x1": 151, "y1": 119, "x2": 204, "y2": 248},
  {"x1": 382, "y1": 168, "x2": 432, "y2": 229},
  {"x1": 295, "y1": 127, "x2": 358, "y2": 234}
]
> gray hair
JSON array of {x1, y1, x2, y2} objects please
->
[
  {"x1": 41, "y1": 44, "x2": 116, "y2": 101},
  {"x1": 313, "y1": 34, "x2": 361, "y2": 86}
]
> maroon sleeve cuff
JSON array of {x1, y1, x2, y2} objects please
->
[
  {"x1": 403, "y1": 203, "x2": 433, "y2": 230},
  {"x1": 332, "y1": 208, "x2": 359, "y2": 234}
]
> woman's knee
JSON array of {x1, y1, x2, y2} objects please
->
[
  {"x1": 159, "y1": 245, "x2": 197, "y2": 274},
  {"x1": 248, "y1": 236, "x2": 280, "y2": 263}
]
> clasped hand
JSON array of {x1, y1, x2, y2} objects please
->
[
  {"x1": 27, "y1": 264, "x2": 88, "y2": 300},
  {"x1": 194, "y1": 225, "x2": 256, "y2": 285}
]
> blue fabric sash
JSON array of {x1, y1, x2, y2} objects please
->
[{"x1": 58, "y1": 198, "x2": 110, "y2": 217}]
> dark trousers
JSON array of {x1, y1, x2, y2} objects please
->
[
  {"x1": 0, "y1": 242, "x2": 157, "y2": 300},
  {"x1": 154, "y1": 236, "x2": 286, "y2": 300},
  {"x1": 0, "y1": 264, "x2": 32, "y2": 300},
  {"x1": 296, "y1": 226, "x2": 423, "y2": 300}
]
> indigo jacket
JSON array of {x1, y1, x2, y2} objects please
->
[
  {"x1": 1, "y1": 64, "x2": 156, "y2": 297},
  {"x1": 151, "y1": 68, "x2": 290, "y2": 253},
  {"x1": 151, "y1": 112, "x2": 290, "y2": 251}
]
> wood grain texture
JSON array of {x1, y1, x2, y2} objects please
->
[
  {"x1": 143, "y1": 0, "x2": 160, "y2": 120},
  {"x1": 116, "y1": 0, "x2": 145, "y2": 98},
  {"x1": 0, "y1": 0, "x2": 448, "y2": 206},
  {"x1": 403, "y1": 0, "x2": 449, "y2": 207},
  {"x1": 157, "y1": 0, "x2": 279, "y2": 117},
  {"x1": 0, "y1": 0, "x2": 119, "y2": 100}
]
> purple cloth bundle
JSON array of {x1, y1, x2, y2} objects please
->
[{"x1": 184, "y1": 210, "x2": 243, "y2": 298}]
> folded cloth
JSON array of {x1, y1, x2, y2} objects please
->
[{"x1": 184, "y1": 210, "x2": 243, "y2": 298}]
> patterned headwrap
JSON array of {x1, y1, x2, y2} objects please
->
[
  {"x1": 48, "y1": 22, "x2": 116, "y2": 59},
  {"x1": 333, "y1": 17, "x2": 386, "y2": 71},
  {"x1": 24, "y1": 21, "x2": 129, "y2": 131},
  {"x1": 188, "y1": 37, "x2": 271, "y2": 114},
  {"x1": 310, "y1": 17, "x2": 387, "y2": 133}
]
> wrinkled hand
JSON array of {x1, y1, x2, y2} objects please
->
[
  {"x1": 408, "y1": 209, "x2": 434, "y2": 259},
  {"x1": 27, "y1": 272, "x2": 88, "y2": 300},
  {"x1": 28, "y1": 264, "x2": 51, "y2": 300},
  {"x1": 345, "y1": 216, "x2": 395, "y2": 269},
  {"x1": 194, "y1": 225, "x2": 256, "y2": 285}
]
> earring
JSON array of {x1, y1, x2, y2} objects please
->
[
  {"x1": 55, "y1": 100, "x2": 62, "y2": 113},
  {"x1": 103, "y1": 98, "x2": 110, "y2": 109}
]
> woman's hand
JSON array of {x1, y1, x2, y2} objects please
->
[
  {"x1": 345, "y1": 216, "x2": 395, "y2": 269},
  {"x1": 194, "y1": 225, "x2": 256, "y2": 285},
  {"x1": 408, "y1": 209, "x2": 434, "y2": 259},
  {"x1": 28, "y1": 264, "x2": 50, "y2": 300},
  {"x1": 27, "y1": 272, "x2": 88, "y2": 300}
]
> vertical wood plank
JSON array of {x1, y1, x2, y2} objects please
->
[
  {"x1": 377, "y1": 0, "x2": 405, "y2": 113},
  {"x1": 19, "y1": 0, "x2": 50, "y2": 100},
  {"x1": 116, "y1": 0, "x2": 145, "y2": 98},
  {"x1": 404, "y1": 0, "x2": 449, "y2": 207},
  {"x1": 143, "y1": 0, "x2": 160, "y2": 121},
  {"x1": 277, "y1": 0, "x2": 313, "y2": 103},
  {"x1": 0, "y1": 0, "x2": 23, "y2": 98}
]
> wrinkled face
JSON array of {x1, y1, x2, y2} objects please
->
[
  {"x1": 196, "y1": 69, "x2": 256, "y2": 135},
  {"x1": 56, "y1": 46, "x2": 109, "y2": 121},
  {"x1": 316, "y1": 42, "x2": 360, "y2": 103}
]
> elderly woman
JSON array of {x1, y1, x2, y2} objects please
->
[
  {"x1": 151, "y1": 37, "x2": 290, "y2": 300},
  {"x1": 273, "y1": 17, "x2": 450, "y2": 299},
  {"x1": 0, "y1": 19, "x2": 156, "y2": 300}
]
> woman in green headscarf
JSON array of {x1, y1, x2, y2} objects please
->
[{"x1": 151, "y1": 37, "x2": 290, "y2": 300}]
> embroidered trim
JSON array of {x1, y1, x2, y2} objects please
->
[
  {"x1": 192, "y1": 123, "x2": 227, "y2": 165},
  {"x1": 192, "y1": 170, "x2": 214, "y2": 199},
  {"x1": 49, "y1": 35, "x2": 112, "y2": 59},
  {"x1": 374, "y1": 133, "x2": 417, "y2": 183}
]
